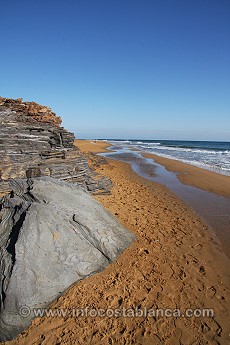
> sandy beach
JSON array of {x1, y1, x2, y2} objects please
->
[{"x1": 4, "y1": 140, "x2": 230, "y2": 345}]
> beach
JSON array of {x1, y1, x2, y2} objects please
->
[
  {"x1": 143, "y1": 152, "x2": 230, "y2": 199},
  {"x1": 5, "y1": 140, "x2": 230, "y2": 345}
]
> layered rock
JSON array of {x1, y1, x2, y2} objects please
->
[
  {"x1": 0, "y1": 177, "x2": 135, "y2": 341},
  {"x1": 0, "y1": 97, "x2": 111, "y2": 194}
]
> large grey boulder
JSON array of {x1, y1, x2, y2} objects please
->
[{"x1": 0, "y1": 177, "x2": 135, "y2": 341}]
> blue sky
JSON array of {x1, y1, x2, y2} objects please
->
[{"x1": 0, "y1": 0, "x2": 230, "y2": 140}]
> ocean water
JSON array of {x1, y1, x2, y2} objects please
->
[{"x1": 101, "y1": 140, "x2": 230, "y2": 176}]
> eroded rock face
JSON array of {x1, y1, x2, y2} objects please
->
[
  {"x1": 0, "y1": 177, "x2": 135, "y2": 341},
  {"x1": 0, "y1": 97, "x2": 111, "y2": 194},
  {"x1": 0, "y1": 97, "x2": 62, "y2": 126}
]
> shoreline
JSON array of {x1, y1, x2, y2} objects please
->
[
  {"x1": 5, "y1": 140, "x2": 230, "y2": 344},
  {"x1": 142, "y1": 152, "x2": 230, "y2": 199},
  {"x1": 75, "y1": 139, "x2": 230, "y2": 198}
]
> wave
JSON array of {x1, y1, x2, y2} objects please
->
[
  {"x1": 163, "y1": 144, "x2": 229, "y2": 152},
  {"x1": 147, "y1": 146, "x2": 229, "y2": 155},
  {"x1": 148, "y1": 153, "x2": 230, "y2": 176},
  {"x1": 130, "y1": 140, "x2": 230, "y2": 151},
  {"x1": 109, "y1": 140, "x2": 132, "y2": 144}
]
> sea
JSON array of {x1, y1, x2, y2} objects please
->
[{"x1": 101, "y1": 139, "x2": 230, "y2": 176}]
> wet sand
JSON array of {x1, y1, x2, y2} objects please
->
[
  {"x1": 4, "y1": 140, "x2": 230, "y2": 345},
  {"x1": 143, "y1": 153, "x2": 230, "y2": 199}
]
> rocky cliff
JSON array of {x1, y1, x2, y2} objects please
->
[
  {"x1": 0, "y1": 98, "x2": 135, "y2": 341},
  {"x1": 0, "y1": 97, "x2": 111, "y2": 195}
]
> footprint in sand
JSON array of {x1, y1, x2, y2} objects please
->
[
  {"x1": 199, "y1": 265, "x2": 206, "y2": 275},
  {"x1": 195, "y1": 243, "x2": 203, "y2": 250},
  {"x1": 206, "y1": 286, "x2": 216, "y2": 299}
]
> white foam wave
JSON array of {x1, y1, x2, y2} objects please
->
[
  {"x1": 150, "y1": 145, "x2": 227, "y2": 155},
  {"x1": 143, "y1": 152, "x2": 230, "y2": 176}
]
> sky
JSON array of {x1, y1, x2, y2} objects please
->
[{"x1": 0, "y1": 0, "x2": 230, "y2": 141}]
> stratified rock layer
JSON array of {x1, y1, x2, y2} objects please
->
[
  {"x1": 0, "y1": 97, "x2": 111, "y2": 195},
  {"x1": 0, "y1": 177, "x2": 135, "y2": 341}
]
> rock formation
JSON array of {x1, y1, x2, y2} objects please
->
[
  {"x1": 0, "y1": 97, "x2": 135, "y2": 341},
  {"x1": 0, "y1": 177, "x2": 135, "y2": 341},
  {"x1": 0, "y1": 96, "x2": 62, "y2": 126},
  {"x1": 0, "y1": 97, "x2": 111, "y2": 195}
]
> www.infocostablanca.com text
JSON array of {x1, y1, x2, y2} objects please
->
[{"x1": 19, "y1": 306, "x2": 214, "y2": 319}]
